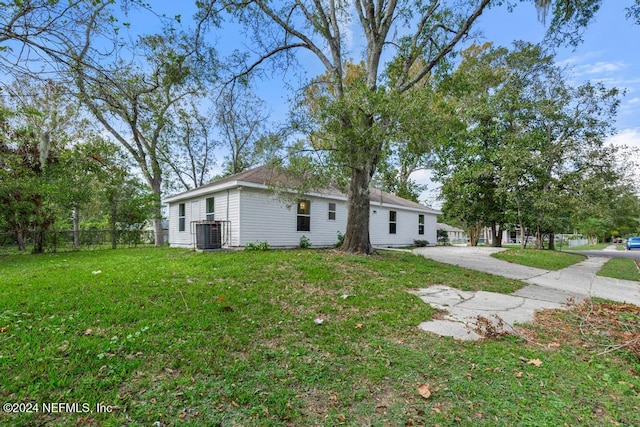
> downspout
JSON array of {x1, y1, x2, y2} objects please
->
[{"x1": 226, "y1": 189, "x2": 230, "y2": 247}]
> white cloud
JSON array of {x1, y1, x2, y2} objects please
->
[
  {"x1": 606, "y1": 128, "x2": 640, "y2": 149},
  {"x1": 584, "y1": 61, "x2": 626, "y2": 74}
]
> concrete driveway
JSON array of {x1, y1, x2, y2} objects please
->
[{"x1": 410, "y1": 246, "x2": 640, "y2": 340}]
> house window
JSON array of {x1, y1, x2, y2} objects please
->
[
  {"x1": 178, "y1": 203, "x2": 186, "y2": 232},
  {"x1": 206, "y1": 197, "x2": 215, "y2": 220},
  {"x1": 297, "y1": 200, "x2": 311, "y2": 232},
  {"x1": 328, "y1": 202, "x2": 336, "y2": 220},
  {"x1": 389, "y1": 211, "x2": 397, "y2": 234},
  {"x1": 418, "y1": 214, "x2": 425, "y2": 235}
]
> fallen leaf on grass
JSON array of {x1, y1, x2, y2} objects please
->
[
  {"x1": 0, "y1": 326, "x2": 8, "y2": 333},
  {"x1": 515, "y1": 371, "x2": 523, "y2": 378},
  {"x1": 84, "y1": 328, "x2": 93, "y2": 335},
  {"x1": 418, "y1": 384, "x2": 431, "y2": 399},
  {"x1": 355, "y1": 323, "x2": 364, "y2": 329},
  {"x1": 527, "y1": 358, "x2": 543, "y2": 367}
]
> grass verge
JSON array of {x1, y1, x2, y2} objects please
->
[
  {"x1": 0, "y1": 247, "x2": 638, "y2": 426},
  {"x1": 491, "y1": 248, "x2": 585, "y2": 271},
  {"x1": 597, "y1": 257, "x2": 640, "y2": 282},
  {"x1": 566, "y1": 243, "x2": 610, "y2": 251}
]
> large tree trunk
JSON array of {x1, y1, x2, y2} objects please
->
[
  {"x1": 341, "y1": 167, "x2": 373, "y2": 254},
  {"x1": 491, "y1": 222, "x2": 503, "y2": 247},
  {"x1": 33, "y1": 230, "x2": 44, "y2": 254},
  {"x1": 535, "y1": 228, "x2": 543, "y2": 250},
  {"x1": 110, "y1": 204, "x2": 118, "y2": 250},
  {"x1": 72, "y1": 206, "x2": 80, "y2": 248},
  {"x1": 150, "y1": 178, "x2": 164, "y2": 247},
  {"x1": 467, "y1": 223, "x2": 481, "y2": 246},
  {"x1": 548, "y1": 231, "x2": 555, "y2": 250},
  {"x1": 15, "y1": 230, "x2": 25, "y2": 251},
  {"x1": 519, "y1": 224, "x2": 527, "y2": 249}
]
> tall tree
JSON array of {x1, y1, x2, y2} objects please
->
[
  {"x1": 435, "y1": 42, "x2": 622, "y2": 249},
  {"x1": 215, "y1": 86, "x2": 270, "y2": 176},
  {"x1": 2, "y1": 2, "x2": 213, "y2": 246},
  {"x1": 203, "y1": 0, "x2": 493, "y2": 253},
  {"x1": 159, "y1": 101, "x2": 217, "y2": 193},
  {"x1": 0, "y1": 78, "x2": 82, "y2": 252},
  {"x1": 199, "y1": 0, "x2": 640, "y2": 253},
  {"x1": 71, "y1": 29, "x2": 213, "y2": 245}
]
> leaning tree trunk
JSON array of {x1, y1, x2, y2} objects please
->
[{"x1": 341, "y1": 167, "x2": 374, "y2": 254}]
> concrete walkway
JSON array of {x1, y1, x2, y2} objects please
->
[{"x1": 410, "y1": 246, "x2": 640, "y2": 340}]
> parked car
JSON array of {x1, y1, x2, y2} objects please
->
[{"x1": 626, "y1": 237, "x2": 640, "y2": 250}]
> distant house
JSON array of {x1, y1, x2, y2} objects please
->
[
  {"x1": 163, "y1": 165, "x2": 441, "y2": 249},
  {"x1": 436, "y1": 223, "x2": 467, "y2": 244}
]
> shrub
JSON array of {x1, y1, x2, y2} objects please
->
[
  {"x1": 299, "y1": 235, "x2": 311, "y2": 249},
  {"x1": 335, "y1": 231, "x2": 345, "y2": 248},
  {"x1": 413, "y1": 239, "x2": 429, "y2": 247},
  {"x1": 245, "y1": 241, "x2": 270, "y2": 251},
  {"x1": 437, "y1": 229, "x2": 449, "y2": 244}
]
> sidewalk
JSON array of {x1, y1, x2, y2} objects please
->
[{"x1": 411, "y1": 246, "x2": 640, "y2": 340}]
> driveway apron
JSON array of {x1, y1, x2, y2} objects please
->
[{"x1": 411, "y1": 246, "x2": 640, "y2": 340}]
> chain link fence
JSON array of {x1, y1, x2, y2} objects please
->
[{"x1": 0, "y1": 229, "x2": 168, "y2": 253}]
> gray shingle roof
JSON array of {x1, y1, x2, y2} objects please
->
[{"x1": 164, "y1": 165, "x2": 440, "y2": 213}]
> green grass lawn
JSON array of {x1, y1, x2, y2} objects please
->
[
  {"x1": 597, "y1": 257, "x2": 640, "y2": 282},
  {"x1": 1, "y1": 248, "x2": 639, "y2": 426},
  {"x1": 565, "y1": 243, "x2": 610, "y2": 251},
  {"x1": 491, "y1": 248, "x2": 586, "y2": 271}
]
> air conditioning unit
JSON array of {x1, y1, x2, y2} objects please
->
[{"x1": 195, "y1": 222, "x2": 222, "y2": 250}]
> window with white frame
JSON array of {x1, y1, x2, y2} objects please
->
[
  {"x1": 328, "y1": 202, "x2": 336, "y2": 220},
  {"x1": 389, "y1": 211, "x2": 397, "y2": 234},
  {"x1": 418, "y1": 214, "x2": 425, "y2": 235},
  {"x1": 297, "y1": 200, "x2": 311, "y2": 231},
  {"x1": 178, "y1": 203, "x2": 186, "y2": 231},
  {"x1": 206, "y1": 197, "x2": 215, "y2": 220}
]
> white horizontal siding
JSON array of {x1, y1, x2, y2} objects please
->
[
  {"x1": 168, "y1": 185, "x2": 437, "y2": 249},
  {"x1": 369, "y1": 206, "x2": 437, "y2": 247},
  {"x1": 239, "y1": 188, "x2": 346, "y2": 247},
  {"x1": 423, "y1": 212, "x2": 438, "y2": 246},
  {"x1": 166, "y1": 188, "x2": 242, "y2": 248},
  {"x1": 167, "y1": 198, "x2": 196, "y2": 248}
]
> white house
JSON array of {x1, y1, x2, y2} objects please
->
[
  {"x1": 163, "y1": 165, "x2": 441, "y2": 249},
  {"x1": 436, "y1": 223, "x2": 467, "y2": 244}
]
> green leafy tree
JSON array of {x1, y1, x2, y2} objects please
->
[
  {"x1": 208, "y1": 0, "x2": 493, "y2": 253},
  {"x1": 435, "y1": 42, "x2": 622, "y2": 249},
  {"x1": 72, "y1": 29, "x2": 214, "y2": 246},
  {"x1": 0, "y1": 79, "x2": 82, "y2": 252},
  {"x1": 2, "y1": 2, "x2": 212, "y2": 246},
  {"x1": 196, "y1": 0, "x2": 640, "y2": 253}
]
